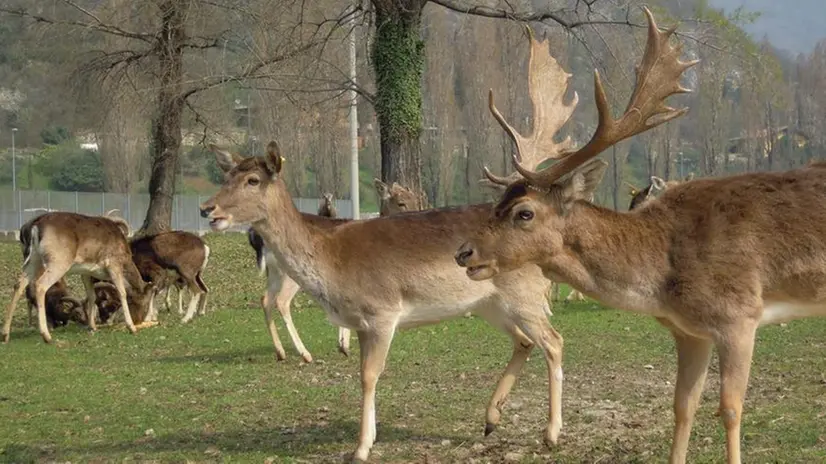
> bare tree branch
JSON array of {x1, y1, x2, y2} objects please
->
[
  {"x1": 0, "y1": 4, "x2": 153, "y2": 42},
  {"x1": 429, "y1": 0, "x2": 636, "y2": 29}
]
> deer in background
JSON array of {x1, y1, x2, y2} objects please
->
[
  {"x1": 455, "y1": 8, "x2": 826, "y2": 463},
  {"x1": 626, "y1": 173, "x2": 695, "y2": 210},
  {"x1": 374, "y1": 179, "x2": 425, "y2": 216},
  {"x1": 128, "y1": 231, "x2": 210, "y2": 324},
  {"x1": 3, "y1": 212, "x2": 155, "y2": 343},
  {"x1": 244, "y1": 172, "x2": 425, "y2": 362},
  {"x1": 202, "y1": 129, "x2": 561, "y2": 462},
  {"x1": 318, "y1": 192, "x2": 338, "y2": 217}
]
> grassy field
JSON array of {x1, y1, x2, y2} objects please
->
[{"x1": 0, "y1": 233, "x2": 824, "y2": 463}]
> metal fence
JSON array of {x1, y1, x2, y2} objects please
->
[{"x1": 0, "y1": 189, "x2": 355, "y2": 233}]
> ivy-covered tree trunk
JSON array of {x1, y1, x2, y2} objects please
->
[
  {"x1": 140, "y1": 0, "x2": 187, "y2": 235},
  {"x1": 372, "y1": 1, "x2": 426, "y2": 194}
]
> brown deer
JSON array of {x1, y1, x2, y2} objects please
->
[
  {"x1": 318, "y1": 192, "x2": 338, "y2": 217},
  {"x1": 374, "y1": 179, "x2": 425, "y2": 216},
  {"x1": 626, "y1": 173, "x2": 695, "y2": 210},
  {"x1": 3, "y1": 212, "x2": 155, "y2": 343},
  {"x1": 454, "y1": 8, "x2": 826, "y2": 464},
  {"x1": 128, "y1": 231, "x2": 210, "y2": 324},
  {"x1": 201, "y1": 139, "x2": 560, "y2": 462},
  {"x1": 23, "y1": 278, "x2": 83, "y2": 328},
  {"x1": 242, "y1": 166, "x2": 426, "y2": 362}
]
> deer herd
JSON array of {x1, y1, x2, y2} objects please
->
[{"x1": 2, "y1": 8, "x2": 824, "y2": 464}]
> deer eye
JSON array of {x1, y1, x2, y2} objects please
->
[
  {"x1": 247, "y1": 176, "x2": 260, "y2": 186},
  {"x1": 517, "y1": 210, "x2": 534, "y2": 221}
]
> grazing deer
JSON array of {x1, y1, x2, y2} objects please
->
[
  {"x1": 128, "y1": 231, "x2": 210, "y2": 324},
  {"x1": 243, "y1": 171, "x2": 425, "y2": 362},
  {"x1": 3, "y1": 212, "x2": 155, "y2": 343},
  {"x1": 454, "y1": 8, "x2": 826, "y2": 463},
  {"x1": 201, "y1": 138, "x2": 560, "y2": 462},
  {"x1": 24, "y1": 278, "x2": 83, "y2": 328}
]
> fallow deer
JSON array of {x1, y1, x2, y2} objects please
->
[
  {"x1": 3, "y1": 212, "x2": 155, "y2": 343},
  {"x1": 626, "y1": 173, "x2": 694, "y2": 210},
  {"x1": 201, "y1": 138, "x2": 561, "y2": 461},
  {"x1": 318, "y1": 192, "x2": 338, "y2": 217},
  {"x1": 243, "y1": 172, "x2": 425, "y2": 362},
  {"x1": 128, "y1": 231, "x2": 211, "y2": 324},
  {"x1": 454, "y1": 8, "x2": 826, "y2": 463},
  {"x1": 374, "y1": 179, "x2": 425, "y2": 216}
]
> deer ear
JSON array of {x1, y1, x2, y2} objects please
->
[
  {"x1": 209, "y1": 144, "x2": 243, "y2": 173},
  {"x1": 562, "y1": 159, "x2": 607, "y2": 203},
  {"x1": 265, "y1": 141, "x2": 284, "y2": 175},
  {"x1": 650, "y1": 176, "x2": 666, "y2": 190}
]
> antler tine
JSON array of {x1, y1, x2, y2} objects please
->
[
  {"x1": 513, "y1": 7, "x2": 698, "y2": 189},
  {"x1": 483, "y1": 24, "x2": 579, "y2": 185}
]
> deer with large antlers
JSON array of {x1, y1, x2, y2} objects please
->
[
  {"x1": 455, "y1": 8, "x2": 826, "y2": 464},
  {"x1": 201, "y1": 136, "x2": 562, "y2": 460}
]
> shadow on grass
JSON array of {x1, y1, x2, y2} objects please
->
[
  {"x1": 6, "y1": 420, "x2": 467, "y2": 462},
  {"x1": 155, "y1": 345, "x2": 302, "y2": 364}
]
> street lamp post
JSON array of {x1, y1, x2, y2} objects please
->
[{"x1": 11, "y1": 127, "x2": 17, "y2": 191}]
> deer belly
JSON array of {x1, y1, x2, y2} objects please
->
[
  {"x1": 68, "y1": 263, "x2": 109, "y2": 280},
  {"x1": 761, "y1": 301, "x2": 826, "y2": 326}
]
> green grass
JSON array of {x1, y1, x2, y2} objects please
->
[{"x1": 1, "y1": 234, "x2": 825, "y2": 463}]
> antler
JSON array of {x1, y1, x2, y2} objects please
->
[
  {"x1": 511, "y1": 7, "x2": 698, "y2": 189},
  {"x1": 481, "y1": 24, "x2": 579, "y2": 189}
]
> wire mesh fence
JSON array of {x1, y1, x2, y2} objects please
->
[{"x1": 0, "y1": 189, "x2": 354, "y2": 233}]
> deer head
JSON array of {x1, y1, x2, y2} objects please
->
[
  {"x1": 456, "y1": 7, "x2": 696, "y2": 280},
  {"x1": 200, "y1": 143, "x2": 286, "y2": 230},
  {"x1": 374, "y1": 178, "x2": 423, "y2": 216}
]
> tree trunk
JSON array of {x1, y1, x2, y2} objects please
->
[
  {"x1": 373, "y1": 1, "x2": 426, "y2": 194},
  {"x1": 140, "y1": 0, "x2": 187, "y2": 235}
]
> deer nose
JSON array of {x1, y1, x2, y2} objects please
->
[
  {"x1": 454, "y1": 243, "x2": 474, "y2": 267},
  {"x1": 200, "y1": 205, "x2": 215, "y2": 218}
]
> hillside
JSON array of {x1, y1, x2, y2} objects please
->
[{"x1": 709, "y1": 0, "x2": 825, "y2": 54}]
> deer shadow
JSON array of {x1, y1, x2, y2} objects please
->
[{"x1": 19, "y1": 420, "x2": 466, "y2": 462}]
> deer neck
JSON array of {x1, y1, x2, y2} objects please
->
[
  {"x1": 122, "y1": 260, "x2": 147, "y2": 294},
  {"x1": 253, "y1": 182, "x2": 329, "y2": 298},
  {"x1": 546, "y1": 202, "x2": 671, "y2": 315}
]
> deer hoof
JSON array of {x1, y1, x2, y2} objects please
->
[
  {"x1": 338, "y1": 345, "x2": 350, "y2": 357},
  {"x1": 2, "y1": 333, "x2": 10, "y2": 343},
  {"x1": 484, "y1": 422, "x2": 497, "y2": 436},
  {"x1": 301, "y1": 352, "x2": 313, "y2": 363}
]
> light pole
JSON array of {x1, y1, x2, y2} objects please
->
[{"x1": 11, "y1": 127, "x2": 17, "y2": 191}]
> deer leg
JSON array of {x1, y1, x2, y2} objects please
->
[
  {"x1": 338, "y1": 327, "x2": 352, "y2": 357},
  {"x1": 514, "y1": 315, "x2": 565, "y2": 447},
  {"x1": 34, "y1": 265, "x2": 70, "y2": 343},
  {"x1": 81, "y1": 275, "x2": 98, "y2": 330},
  {"x1": 176, "y1": 285, "x2": 185, "y2": 315},
  {"x1": 485, "y1": 331, "x2": 533, "y2": 437},
  {"x1": 163, "y1": 286, "x2": 173, "y2": 312},
  {"x1": 262, "y1": 289, "x2": 287, "y2": 361},
  {"x1": 3, "y1": 273, "x2": 30, "y2": 343},
  {"x1": 275, "y1": 276, "x2": 313, "y2": 363},
  {"x1": 196, "y1": 290, "x2": 208, "y2": 316},
  {"x1": 181, "y1": 285, "x2": 200, "y2": 323},
  {"x1": 108, "y1": 269, "x2": 137, "y2": 334},
  {"x1": 663, "y1": 322, "x2": 713, "y2": 464},
  {"x1": 715, "y1": 321, "x2": 758, "y2": 464},
  {"x1": 353, "y1": 327, "x2": 395, "y2": 462}
]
